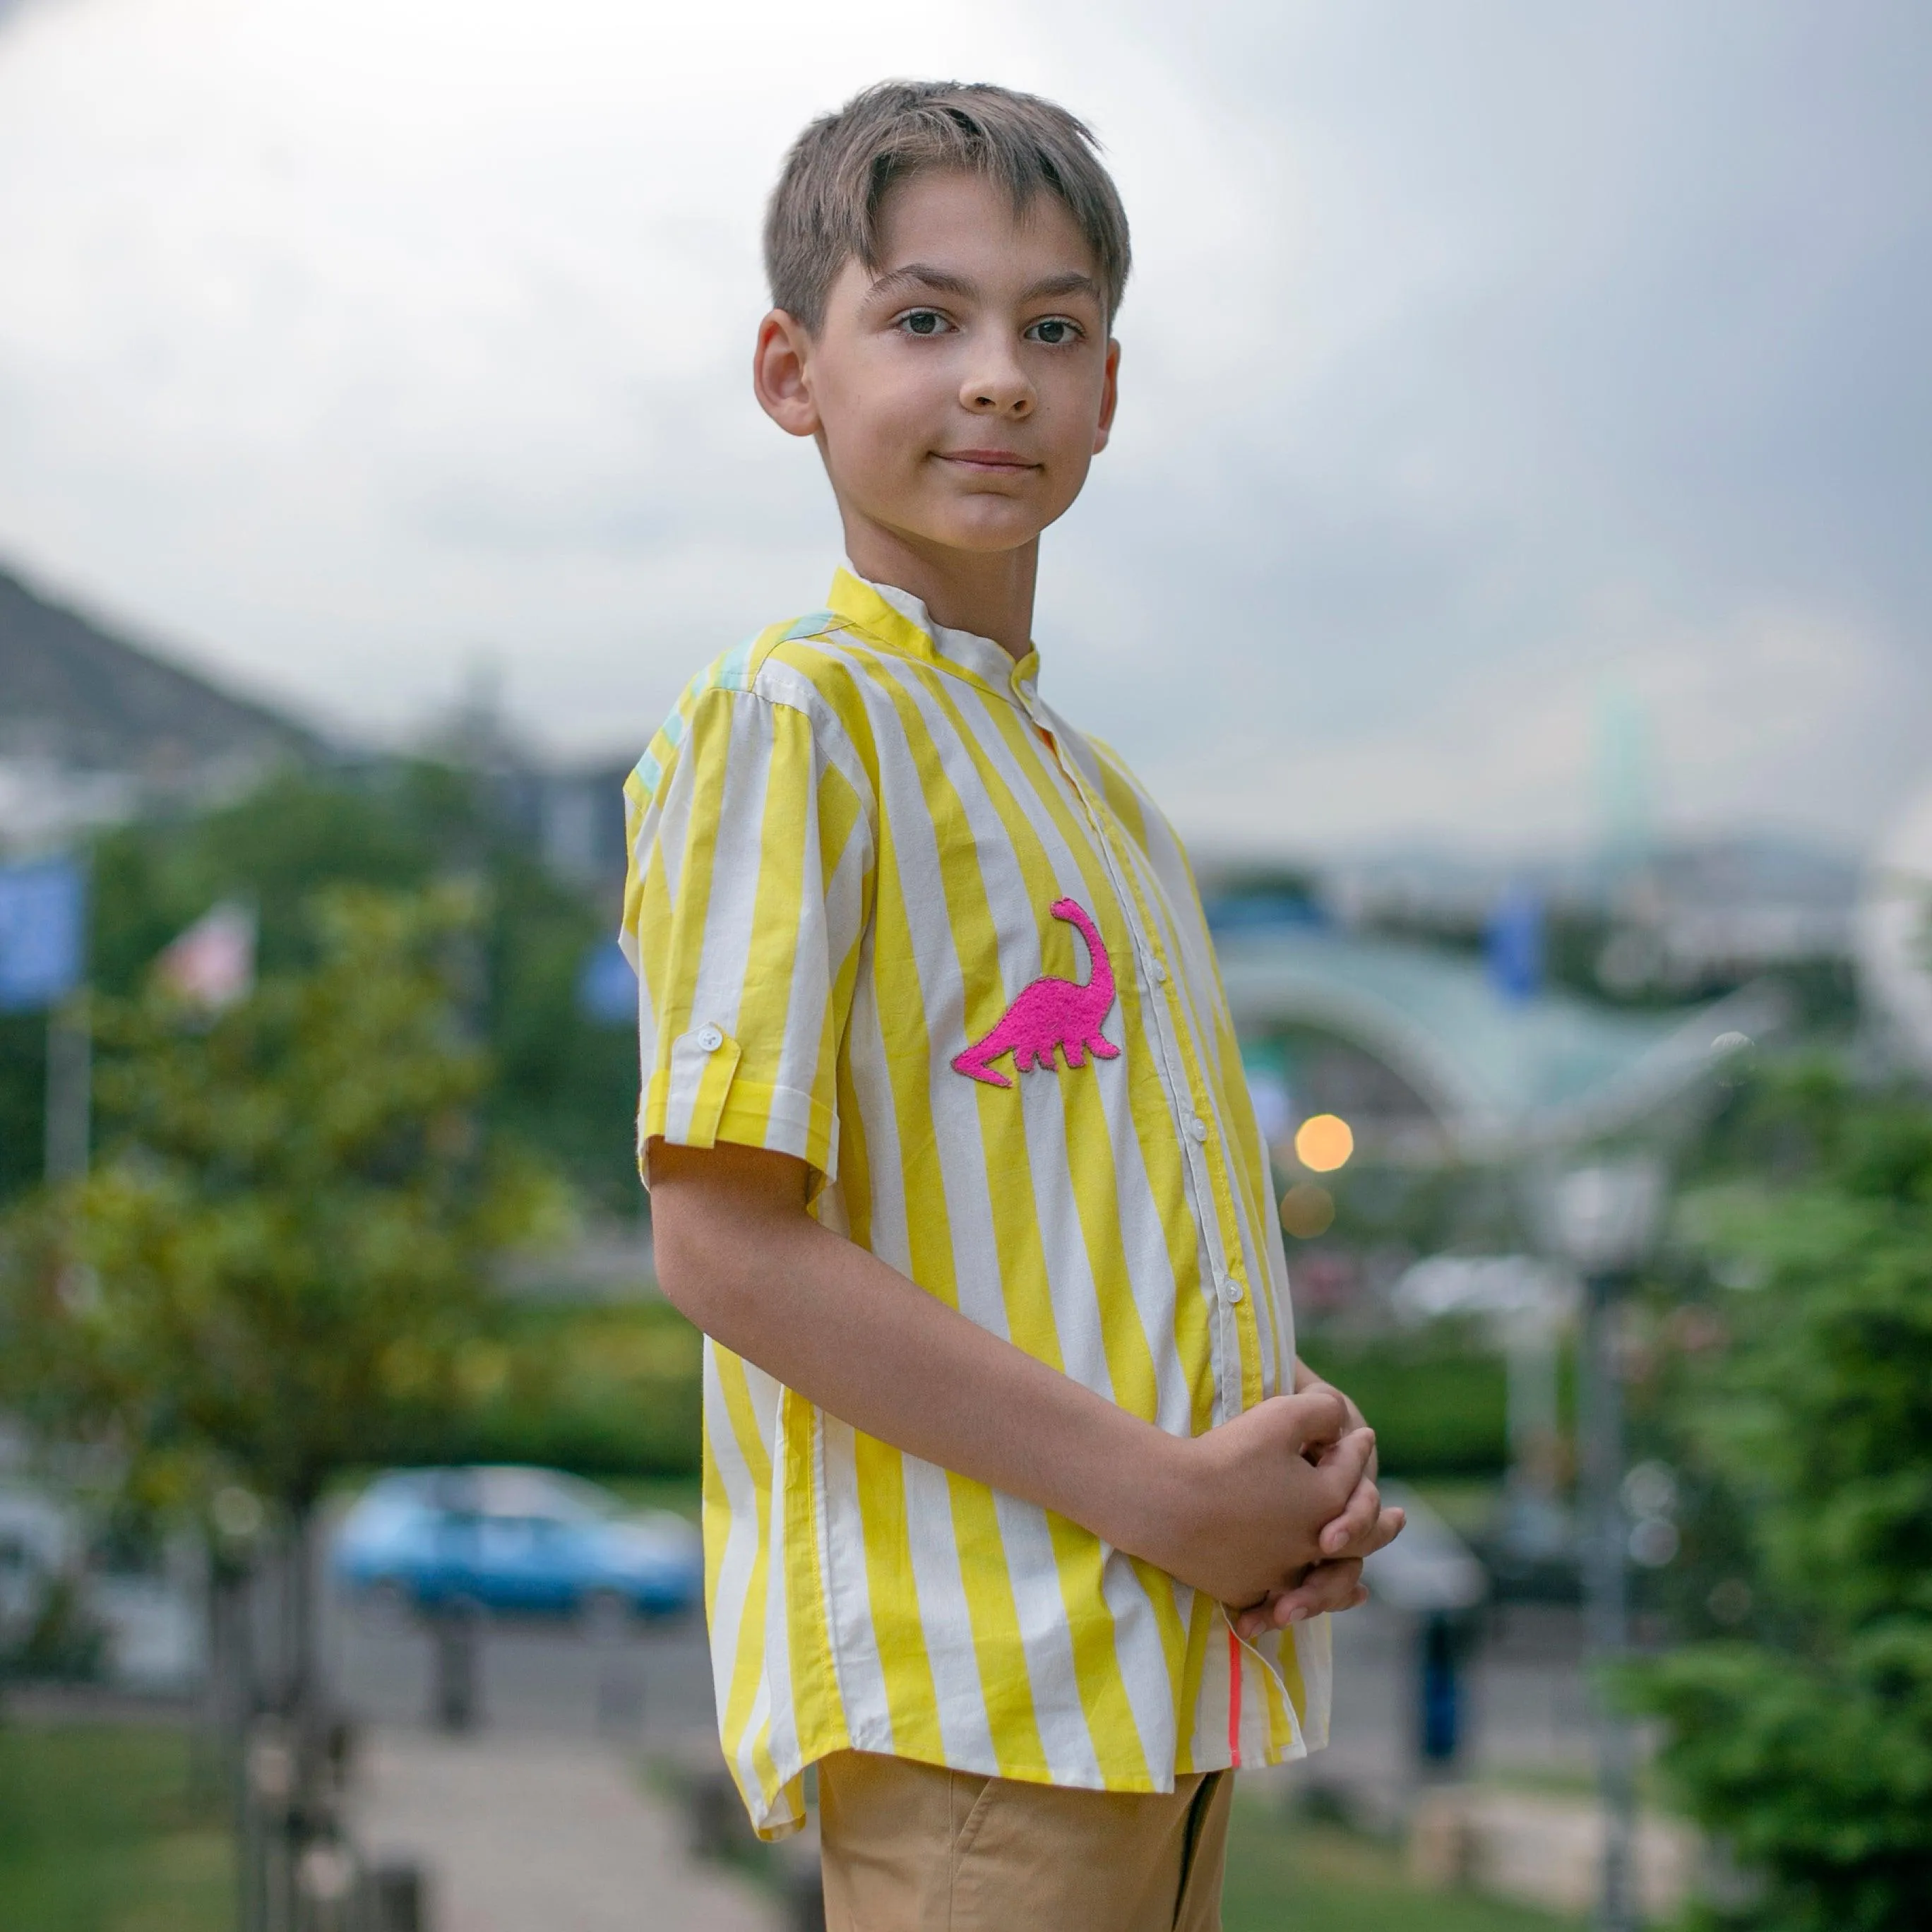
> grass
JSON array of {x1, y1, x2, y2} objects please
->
[
  {"x1": 1222, "y1": 1794, "x2": 1581, "y2": 1932},
  {"x1": 0, "y1": 1719, "x2": 232, "y2": 1932}
]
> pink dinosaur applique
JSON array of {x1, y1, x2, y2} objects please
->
[{"x1": 951, "y1": 897, "x2": 1121, "y2": 1090}]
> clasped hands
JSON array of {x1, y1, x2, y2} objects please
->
[{"x1": 1159, "y1": 1379, "x2": 1406, "y2": 1643}]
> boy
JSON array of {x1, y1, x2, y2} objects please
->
[{"x1": 624, "y1": 81, "x2": 1403, "y2": 1932}]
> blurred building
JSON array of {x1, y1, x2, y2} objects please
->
[
  {"x1": 0, "y1": 559, "x2": 321, "y2": 852},
  {"x1": 527, "y1": 757, "x2": 636, "y2": 895},
  {"x1": 1218, "y1": 924, "x2": 1774, "y2": 1165},
  {"x1": 1602, "y1": 836, "x2": 1857, "y2": 994},
  {"x1": 1294, "y1": 833, "x2": 1859, "y2": 1007}
]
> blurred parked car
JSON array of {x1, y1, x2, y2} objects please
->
[
  {"x1": 332, "y1": 1466, "x2": 701, "y2": 1623},
  {"x1": 0, "y1": 1484, "x2": 203, "y2": 1689},
  {"x1": 0, "y1": 1486, "x2": 79, "y2": 1652}
]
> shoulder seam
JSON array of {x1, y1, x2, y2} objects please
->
[{"x1": 748, "y1": 609, "x2": 852, "y2": 682}]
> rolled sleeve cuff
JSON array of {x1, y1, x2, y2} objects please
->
[{"x1": 640, "y1": 1028, "x2": 839, "y2": 1185}]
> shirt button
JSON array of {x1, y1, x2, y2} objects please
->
[
  {"x1": 1222, "y1": 1276, "x2": 1246, "y2": 1305},
  {"x1": 696, "y1": 1024, "x2": 724, "y2": 1053},
  {"x1": 1186, "y1": 1116, "x2": 1209, "y2": 1143},
  {"x1": 1150, "y1": 958, "x2": 1169, "y2": 985}
]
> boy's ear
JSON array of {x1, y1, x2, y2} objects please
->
[
  {"x1": 753, "y1": 309, "x2": 821, "y2": 439},
  {"x1": 1091, "y1": 338, "x2": 1121, "y2": 456}
]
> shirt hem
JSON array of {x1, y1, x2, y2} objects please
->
[{"x1": 738, "y1": 1727, "x2": 1329, "y2": 1842}]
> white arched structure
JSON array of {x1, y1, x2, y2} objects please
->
[{"x1": 1216, "y1": 929, "x2": 1783, "y2": 1160}]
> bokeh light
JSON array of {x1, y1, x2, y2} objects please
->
[
  {"x1": 1293, "y1": 1112, "x2": 1354, "y2": 1173},
  {"x1": 1279, "y1": 1183, "x2": 1335, "y2": 1239}
]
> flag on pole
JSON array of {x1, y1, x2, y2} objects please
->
[
  {"x1": 0, "y1": 857, "x2": 86, "y2": 1013},
  {"x1": 155, "y1": 902, "x2": 256, "y2": 1011},
  {"x1": 576, "y1": 938, "x2": 636, "y2": 1027}
]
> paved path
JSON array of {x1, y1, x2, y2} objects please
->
[{"x1": 352, "y1": 1728, "x2": 780, "y2": 1932}]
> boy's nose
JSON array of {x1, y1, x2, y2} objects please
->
[{"x1": 960, "y1": 359, "x2": 1034, "y2": 417}]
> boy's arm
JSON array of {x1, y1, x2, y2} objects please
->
[{"x1": 650, "y1": 1138, "x2": 1400, "y2": 1614}]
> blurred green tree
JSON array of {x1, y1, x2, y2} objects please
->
[
  {"x1": 1, "y1": 881, "x2": 564, "y2": 1507},
  {"x1": 1629, "y1": 1068, "x2": 1932, "y2": 1931},
  {"x1": 0, "y1": 883, "x2": 566, "y2": 1854},
  {"x1": 0, "y1": 763, "x2": 641, "y2": 1212}
]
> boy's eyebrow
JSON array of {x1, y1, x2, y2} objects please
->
[
  {"x1": 866, "y1": 264, "x2": 1104, "y2": 306},
  {"x1": 1020, "y1": 270, "x2": 1103, "y2": 303},
  {"x1": 868, "y1": 263, "x2": 978, "y2": 304}
]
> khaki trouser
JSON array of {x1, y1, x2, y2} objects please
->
[{"x1": 817, "y1": 1749, "x2": 1232, "y2": 1932}]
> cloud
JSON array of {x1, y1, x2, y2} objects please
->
[
  {"x1": 0, "y1": 0, "x2": 1926, "y2": 852},
  {"x1": 1153, "y1": 601, "x2": 1908, "y2": 854}
]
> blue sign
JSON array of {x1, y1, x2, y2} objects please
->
[
  {"x1": 0, "y1": 858, "x2": 86, "y2": 1013},
  {"x1": 577, "y1": 939, "x2": 637, "y2": 1027},
  {"x1": 1486, "y1": 883, "x2": 1545, "y2": 1003}
]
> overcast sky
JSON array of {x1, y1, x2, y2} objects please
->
[{"x1": 1, "y1": 0, "x2": 1927, "y2": 857}]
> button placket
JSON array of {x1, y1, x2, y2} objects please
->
[
  {"x1": 1121, "y1": 829, "x2": 1257, "y2": 1402},
  {"x1": 1057, "y1": 756, "x2": 1250, "y2": 1419}
]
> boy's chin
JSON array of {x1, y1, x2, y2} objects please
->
[
  {"x1": 902, "y1": 503, "x2": 1055, "y2": 556},
  {"x1": 842, "y1": 489, "x2": 1057, "y2": 561}
]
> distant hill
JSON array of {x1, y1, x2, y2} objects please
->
[{"x1": 0, "y1": 561, "x2": 321, "y2": 784}]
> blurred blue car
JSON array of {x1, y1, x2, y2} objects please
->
[{"x1": 332, "y1": 1466, "x2": 702, "y2": 1623}]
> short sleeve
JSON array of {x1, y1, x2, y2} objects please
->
[{"x1": 622, "y1": 683, "x2": 871, "y2": 1191}]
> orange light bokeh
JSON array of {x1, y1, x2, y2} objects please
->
[
  {"x1": 1293, "y1": 1112, "x2": 1354, "y2": 1173},
  {"x1": 1279, "y1": 1183, "x2": 1336, "y2": 1239}
]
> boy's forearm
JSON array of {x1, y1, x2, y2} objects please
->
[{"x1": 648, "y1": 1138, "x2": 1192, "y2": 1565}]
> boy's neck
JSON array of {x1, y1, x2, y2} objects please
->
[{"x1": 842, "y1": 518, "x2": 1038, "y2": 663}]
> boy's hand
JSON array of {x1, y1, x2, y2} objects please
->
[
  {"x1": 1296, "y1": 1361, "x2": 1400, "y2": 1559},
  {"x1": 1151, "y1": 1389, "x2": 1378, "y2": 1611},
  {"x1": 1226, "y1": 1365, "x2": 1407, "y2": 1641}
]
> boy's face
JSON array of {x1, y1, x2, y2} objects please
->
[{"x1": 755, "y1": 169, "x2": 1119, "y2": 561}]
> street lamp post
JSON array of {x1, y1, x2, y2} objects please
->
[{"x1": 1546, "y1": 1158, "x2": 1665, "y2": 1932}]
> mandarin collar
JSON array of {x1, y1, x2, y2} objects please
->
[{"x1": 828, "y1": 568, "x2": 1042, "y2": 700}]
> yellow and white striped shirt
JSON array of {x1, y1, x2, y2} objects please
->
[{"x1": 622, "y1": 569, "x2": 1328, "y2": 1839}]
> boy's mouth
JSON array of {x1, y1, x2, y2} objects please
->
[{"x1": 937, "y1": 448, "x2": 1039, "y2": 474}]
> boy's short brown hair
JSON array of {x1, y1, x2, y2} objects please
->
[{"x1": 764, "y1": 80, "x2": 1131, "y2": 333}]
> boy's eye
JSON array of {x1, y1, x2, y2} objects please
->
[
  {"x1": 898, "y1": 310, "x2": 950, "y2": 337},
  {"x1": 1026, "y1": 317, "x2": 1081, "y2": 346}
]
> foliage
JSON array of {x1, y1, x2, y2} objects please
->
[
  {"x1": 6, "y1": 1573, "x2": 110, "y2": 1682},
  {"x1": 0, "y1": 884, "x2": 566, "y2": 1511},
  {"x1": 1626, "y1": 1064, "x2": 1932, "y2": 1931},
  {"x1": 1321, "y1": 1156, "x2": 1525, "y2": 1260},
  {"x1": 383, "y1": 1298, "x2": 704, "y2": 1478},
  {"x1": 1299, "y1": 1328, "x2": 1510, "y2": 1474},
  {"x1": 0, "y1": 764, "x2": 640, "y2": 1211}
]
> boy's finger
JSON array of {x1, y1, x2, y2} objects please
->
[
  {"x1": 1311, "y1": 1425, "x2": 1375, "y2": 1506},
  {"x1": 1318, "y1": 1474, "x2": 1381, "y2": 1555},
  {"x1": 1323, "y1": 1499, "x2": 1407, "y2": 1560},
  {"x1": 1276, "y1": 1388, "x2": 1349, "y2": 1455},
  {"x1": 1233, "y1": 1558, "x2": 1365, "y2": 1637}
]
